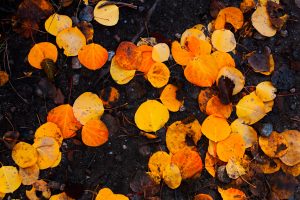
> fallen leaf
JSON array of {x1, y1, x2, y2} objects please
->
[
  {"x1": 94, "y1": 1, "x2": 119, "y2": 26},
  {"x1": 114, "y1": 41, "x2": 142, "y2": 70},
  {"x1": 171, "y1": 41, "x2": 194, "y2": 66},
  {"x1": 45, "y1": 13, "x2": 72, "y2": 36},
  {"x1": 257, "y1": 158, "x2": 281, "y2": 174},
  {"x1": 211, "y1": 29, "x2": 236, "y2": 52},
  {"x1": 205, "y1": 152, "x2": 217, "y2": 177},
  {"x1": 0, "y1": 166, "x2": 22, "y2": 193},
  {"x1": 134, "y1": 100, "x2": 169, "y2": 132},
  {"x1": 267, "y1": 1, "x2": 288, "y2": 30},
  {"x1": 194, "y1": 193, "x2": 213, "y2": 200},
  {"x1": 77, "y1": 21, "x2": 94, "y2": 42},
  {"x1": 33, "y1": 180, "x2": 51, "y2": 198},
  {"x1": 56, "y1": 27, "x2": 86, "y2": 56},
  {"x1": 256, "y1": 81, "x2": 277, "y2": 102},
  {"x1": 180, "y1": 27, "x2": 206, "y2": 47},
  {"x1": 49, "y1": 192, "x2": 71, "y2": 200},
  {"x1": 280, "y1": 130, "x2": 300, "y2": 166},
  {"x1": 251, "y1": 6, "x2": 277, "y2": 37},
  {"x1": 96, "y1": 188, "x2": 128, "y2": 200},
  {"x1": 186, "y1": 36, "x2": 212, "y2": 56},
  {"x1": 259, "y1": 131, "x2": 288, "y2": 158},
  {"x1": 146, "y1": 62, "x2": 170, "y2": 88},
  {"x1": 218, "y1": 187, "x2": 246, "y2": 200},
  {"x1": 148, "y1": 151, "x2": 171, "y2": 183},
  {"x1": 26, "y1": 187, "x2": 39, "y2": 200},
  {"x1": 0, "y1": 71, "x2": 9, "y2": 86},
  {"x1": 73, "y1": 92, "x2": 104, "y2": 125},
  {"x1": 226, "y1": 158, "x2": 246, "y2": 179},
  {"x1": 162, "y1": 164, "x2": 182, "y2": 189},
  {"x1": 110, "y1": 56, "x2": 136, "y2": 84},
  {"x1": 214, "y1": 7, "x2": 244, "y2": 30},
  {"x1": 206, "y1": 96, "x2": 232, "y2": 118},
  {"x1": 100, "y1": 86, "x2": 120, "y2": 107},
  {"x1": 78, "y1": 43, "x2": 108, "y2": 70},
  {"x1": 202, "y1": 115, "x2": 231, "y2": 142},
  {"x1": 28, "y1": 42, "x2": 58, "y2": 69},
  {"x1": 160, "y1": 84, "x2": 183, "y2": 112},
  {"x1": 230, "y1": 119, "x2": 257, "y2": 148},
  {"x1": 12, "y1": 142, "x2": 38, "y2": 168},
  {"x1": 281, "y1": 161, "x2": 300, "y2": 177},
  {"x1": 240, "y1": 0, "x2": 255, "y2": 13},
  {"x1": 81, "y1": 119, "x2": 109, "y2": 147},
  {"x1": 217, "y1": 67, "x2": 245, "y2": 95},
  {"x1": 19, "y1": 164, "x2": 40, "y2": 185},
  {"x1": 136, "y1": 45, "x2": 155, "y2": 73},
  {"x1": 152, "y1": 43, "x2": 170, "y2": 62},
  {"x1": 47, "y1": 104, "x2": 82, "y2": 139},
  {"x1": 217, "y1": 133, "x2": 246, "y2": 162},
  {"x1": 269, "y1": 172, "x2": 298, "y2": 199},
  {"x1": 35, "y1": 122, "x2": 63, "y2": 146},
  {"x1": 198, "y1": 88, "x2": 217, "y2": 113},
  {"x1": 211, "y1": 51, "x2": 235, "y2": 70}
]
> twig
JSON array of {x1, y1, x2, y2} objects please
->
[
  {"x1": 8, "y1": 81, "x2": 29, "y2": 104},
  {"x1": 97, "y1": 1, "x2": 138, "y2": 9},
  {"x1": 4, "y1": 115, "x2": 15, "y2": 130}
]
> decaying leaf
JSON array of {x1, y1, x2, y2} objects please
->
[
  {"x1": 100, "y1": 86, "x2": 120, "y2": 107},
  {"x1": 148, "y1": 151, "x2": 171, "y2": 183},
  {"x1": 0, "y1": 71, "x2": 9, "y2": 86},
  {"x1": 280, "y1": 130, "x2": 300, "y2": 166},
  {"x1": 94, "y1": 1, "x2": 119, "y2": 26},
  {"x1": 160, "y1": 84, "x2": 183, "y2": 112},
  {"x1": 240, "y1": 0, "x2": 255, "y2": 13},
  {"x1": 218, "y1": 187, "x2": 246, "y2": 200},
  {"x1": 247, "y1": 47, "x2": 275, "y2": 75},
  {"x1": 206, "y1": 96, "x2": 232, "y2": 118},
  {"x1": 81, "y1": 119, "x2": 109, "y2": 147},
  {"x1": 110, "y1": 57, "x2": 136, "y2": 84},
  {"x1": 217, "y1": 67, "x2": 245, "y2": 96},
  {"x1": 56, "y1": 27, "x2": 86, "y2": 56},
  {"x1": 269, "y1": 172, "x2": 298, "y2": 199},
  {"x1": 211, "y1": 29, "x2": 236, "y2": 52},
  {"x1": 0, "y1": 166, "x2": 22, "y2": 193},
  {"x1": 281, "y1": 162, "x2": 300, "y2": 177},
  {"x1": 152, "y1": 43, "x2": 170, "y2": 62},
  {"x1": 47, "y1": 104, "x2": 82, "y2": 139},
  {"x1": 251, "y1": 6, "x2": 277, "y2": 37},
  {"x1": 45, "y1": 13, "x2": 72, "y2": 36},
  {"x1": 32, "y1": 137, "x2": 60, "y2": 170},
  {"x1": 259, "y1": 131, "x2": 288, "y2": 158},
  {"x1": 12, "y1": 142, "x2": 38, "y2": 168},
  {"x1": 162, "y1": 164, "x2": 182, "y2": 189},
  {"x1": 202, "y1": 115, "x2": 231, "y2": 142},
  {"x1": 114, "y1": 41, "x2": 142, "y2": 70},
  {"x1": 32, "y1": 180, "x2": 51, "y2": 199},
  {"x1": 256, "y1": 81, "x2": 277, "y2": 102},
  {"x1": 208, "y1": 140, "x2": 217, "y2": 157},
  {"x1": 28, "y1": 42, "x2": 58, "y2": 69},
  {"x1": 171, "y1": 148, "x2": 203, "y2": 179},
  {"x1": 267, "y1": 1, "x2": 288, "y2": 30},
  {"x1": 236, "y1": 92, "x2": 266, "y2": 125},
  {"x1": 214, "y1": 7, "x2": 244, "y2": 30},
  {"x1": 166, "y1": 119, "x2": 202, "y2": 153},
  {"x1": 26, "y1": 187, "x2": 39, "y2": 200},
  {"x1": 73, "y1": 92, "x2": 104, "y2": 125},
  {"x1": 231, "y1": 119, "x2": 257, "y2": 148},
  {"x1": 146, "y1": 62, "x2": 170, "y2": 88},
  {"x1": 257, "y1": 158, "x2": 281, "y2": 174},
  {"x1": 226, "y1": 158, "x2": 246, "y2": 179},
  {"x1": 198, "y1": 88, "x2": 217, "y2": 113},
  {"x1": 134, "y1": 100, "x2": 169, "y2": 132},
  {"x1": 217, "y1": 133, "x2": 246, "y2": 162},
  {"x1": 77, "y1": 21, "x2": 94, "y2": 43},
  {"x1": 19, "y1": 164, "x2": 40, "y2": 185},
  {"x1": 35, "y1": 122, "x2": 63, "y2": 146},
  {"x1": 78, "y1": 43, "x2": 108, "y2": 70}
]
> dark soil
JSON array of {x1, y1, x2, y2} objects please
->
[{"x1": 0, "y1": 0, "x2": 300, "y2": 199}]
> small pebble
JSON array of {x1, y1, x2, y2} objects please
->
[
  {"x1": 122, "y1": 145, "x2": 127, "y2": 150},
  {"x1": 217, "y1": 165, "x2": 231, "y2": 183},
  {"x1": 280, "y1": 30, "x2": 288, "y2": 38},
  {"x1": 79, "y1": 6, "x2": 93, "y2": 22},
  {"x1": 139, "y1": 145, "x2": 151, "y2": 156},
  {"x1": 108, "y1": 50, "x2": 115, "y2": 61},
  {"x1": 259, "y1": 123, "x2": 273, "y2": 137},
  {"x1": 290, "y1": 88, "x2": 296, "y2": 93},
  {"x1": 175, "y1": 33, "x2": 181, "y2": 39}
]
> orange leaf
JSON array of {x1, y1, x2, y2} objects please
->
[
  {"x1": 194, "y1": 193, "x2": 213, "y2": 200},
  {"x1": 171, "y1": 148, "x2": 203, "y2": 179},
  {"x1": 115, "y1": 41, "x2": 142, "y2": 70},
  {"x1": 202, "y1": 115, "x2": 231, "y2": 142},
  {"x1": 146, "y1": 62, "x2": 170, "y2": 88},
  {"x1": 171, "y1": 41, "x2": 194, "y2": 66},
  {"x1": 28, "y1": 42, "x2": 58, "y2": 69},
  {"x1": 81, "y1": 119, "x2": 109, "y2": 147},
  {"x1": 186, "y1": 36, "x2": 211, "y2": 56},
  {"x1": 259, "y1": 131, "x2": 288, "y2": 158},
  {"x1": 211, "y1": 51, "x2": 235, "y2": 70},
  {"x1": 47, "y1": 104, "x2": 82, "y2": 139},
  {"x1": 198, "y1": 88, "x2": 217, "y2": 113},
  {"x1": 136, "y1": 45, "x2": 155, "y2": 73},
  {"x1": 160, "y1": 84, "x2": 183, "y2": 112},
  {"x1": 205, "y1": 152, "x2": 217, "y2": 177},
  {"x1": 206, "y1": 96, "x2": 232, "y2": 118},
  {"x1": 214, "y1": 7, "x2": 244, "y2": 30},
  {"x1": 78, "y1": 43, "x2": 108, "y2": 70},
  {"x1": 218, "y1": 187, "x2": 246, "y2": 200}
]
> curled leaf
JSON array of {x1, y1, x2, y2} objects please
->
[{"x1": 214, "y1": 7, "x2": 244, "y2": 30}]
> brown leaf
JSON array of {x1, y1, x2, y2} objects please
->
[
  {"x1": 269, "y1": 172, "x2": 298, "y2": 199},
  {"x1": 267, "y1": 1, "x2": 288, "y2": 30},
  {"x1": 2, "y1": 131, "x2": 20, "y2": 149}
]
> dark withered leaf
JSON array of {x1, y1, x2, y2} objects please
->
[
  {"x1": 79, "y1": 6, "x2": 94, "y2": 22},
  {"x1": 64, "y1": 182, "x2": 85, "y2": 199},
  {"x1": 247, "y1": 47, "x2": 272, "y2": 73},
  {"x1": 59, "y1": 0, "x2": 73, "y2": 7},
  {"x1": 217, "y1": 76, "x2": 234, "y2": 105},
  {"x1": 3, "y1": 131, "x2": 20, "y2": 149},
  {"x1": 210, "y1": 0, "x2": 225, "y2": 18},
  {"x1": 77, "y1": 21, "x2": 94, "y2": 43},
  {"x1": 267, "y1": 1, "x2": 288, "y2": 30},
  {"x1": 41, "y1": 58, "x2": 57, "y2": 81},
  {"x1": 130, "y1": 171, "x2": 160, "y2": 198},
  {"x1": 269, "y1": 172, "x2": 298, "y2": 199}
]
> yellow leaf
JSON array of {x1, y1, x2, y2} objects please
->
[
  {"x1": 180, "y1": 27, "x2": 206, "y2": 46},
  {"x1": 56, "y1": 27, "x2": 86, "y2": 56},
  {"x1": 94, "y1": 1, "x2": 119, "y2": 26},
  {"x1": 160, "y1": 84, "x2": 183, "y2": 112},
  {"x1": 49, "y1": 192, "x2": 72, "y2": 200},
  {"x1": 251, "y1": 6, "x2": 276, "y2": 37},
  {"x1": 218, "y1": 187, "x2": 246, "y2": 200},
  {"x1": 152, "y1": 43, "x2": 170, "y2": 62},
  {"x1": 148, "y1": 151, "x2": 171, "y2": 180},
  {"x1": 45, "y1": 13, "x2": 72, "y2": 36},
  {"x1": 256, "y1": 81, "x2": 277, "y2": 102},
  {"x1": 73, "y1": 92, "x2": 104, "y2": 125},
  {"x1": 12, "y1": 142, "x2": 38, "y2": 168},
  {"x1": 211, "y1": 29, "x2": 236, "y2": 52},
  {"x1": 51, "y1": 152, "x2": 62, "y2": 168},
  {"x1": 226, "y1": 158, "x2": 246, "y2": 179},
  {"x1": 230, "y1": 119, "x2": 257, "y2": 148},
  {"x1": 33, "y1": 137, "x2": 60, "y2": 170},
  {"x1": 110, "y1": 57, "x2": 136, "y2": 84},
  {"x1": 0, "y1": 166, "x2": 22, "y2": 193},
  {"x1": 259, "y1": 131, "x2": 288, "y2": 158},
  {"x1": 257, "y1": 158, "x2": 281, "y2": 174},
  {"x1": 134, "y1": 100, "x2": 169, "y2": 132},
  {"x1": 35, "y1": 122, "x2": 63, "y2": 146},
  {"x1": 202, "y1": 115, "x2": 231, "y2": 142},
  {"x1": 162, "y1": 164, "x2": 182, "y2": 189},
  {"x1": 264, "y1": 100, "x2": 274, "y2": 113},
  {"x1": 236, "y1": 92, "x2": 266, "y2": 125},
  {"x1": 280, "y1": 130, "x2": 300, "y2": 166},
  {"x1": 19, "y1": 164, "x2": 40, "y2": 185},
  {"x1": 217, "y1": 67, "x2": 245, "y2": 95},
  {"x1": 26, "y1": 187, "x2": 39, "y2": 200},
  {"x1": 146, "y1": 62, "x2": 170, "y2": 88}
]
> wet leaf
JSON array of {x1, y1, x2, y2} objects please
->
[
  {"x1": 211, "y1": 29, "x2": 236, "y2": 52},
  {"x1": 33, "y1": 180, "x2": 51, "y2": 198},
  {"x1": 100, "y1": 86, "x2": 120, "y2": 107},
  {"x1": 73, "y1": 92, "x2": 104, "y2": 125},
  {"x1": 214, "y1": 7, "x2": 244, "y2": 30},
  {"x1": 45, "y1": 13, "x2": 72, "y2": 36},
  {"x1": 217, "y1": 76, "x2": 235, "y2": 104},
  {"x1": 78, "y1": 43, "x2": 108, "y2": 70},
  {"x1": 94, "y1": 1, "x2": 119, "y2": 26},
  {"x1": 47, "y1": 104, "x2": 82, "y2": 139},
  {"x1": 202, "y1": 115, "x2": 231, "y2": 142},
  {"x1": 28, "y1": 42, "x2": 58, "y2": 69},
  {"x1": 281, "y1": 162, "x2": 300, "y2": 177},
  {"x1": 12, "y1": 142, "x2": 38, "y2": 168},
  {"x1": 0, "y1": 71, "x2": 9, "y2": 86},
  {"x1": 26, "y1": 187, "x2": 39, "y2": 200},
  {"x1": 110, "y1": 57, "x2": 136, "y2": 84},
  {"x1": 160, "y1": 84, "x2": 183, "y2": 112},
  {"x1": 257, "y1": 158, "x2": 281, "y2": 174},
  {"x1": 0, "y1": 166, "x2": 22, "y2": 193},
  {"x1": 134, "y1": 100, "x2": 169, "y2": 132}
]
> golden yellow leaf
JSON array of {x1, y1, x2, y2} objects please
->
[
  {"x1": 135, "y1": 100, "x2": 169, "y2": 132},
  {"x1": 45, "y1": 13, "x2": 72, "y2": 36},
  {"x1": 152, "y1": 43, "x2": 170, "y2": 62},
  {"x1": 206, "y1": 96, "x2": 232, "y2": 118},
  {"x1": 217, "y1": 67, "x2": 245, "y2": 95},
  {"x1": 218, "y1": 187, "x2": 246, "y2": 200},
  {"x1": 256, "y1": 81, "x2": 277, "y2": 102},
  {"x1": 35, "y1": 122, "x2": 63, "y2": 146},
  {"x1": 184, "y1": 55, "x2": 219, "y2": 87},
  {"x1": 96, "y1": 188, "x2": 128, "y2": 200},
  {"x1": 49, "y1": 192, "x2": 71, "y2": 200},
  {"x1": 251, "y1": 6, "x2": 276, "y2": 37},
  {"x1": 162, "y1": 164, "x2": 182, "y2": 189},
  {"x1": 180, "y1": 27, "x2": 206, "y2": 47},
  {"x1": 0, "y1": 166, "x2": 22, "y2": 193},
  {"x1": 51, "y1": 152, "x2": 62, "y2": 168},
  {"x1": 33, "y1": 137, "x2": 60, "y2": 170},
  {"x1": 280, "y1": 130, "x2": 300, "y2": 166},
  {"x1": 110, "y1": 57, "x2": 136, "y2": 84},
  {"x1": 259, "y1": 131, "x2": 288, "y2": 158},
  {"x1": 148, "y1": 151, "x2": 171, "y2": 181},
  {"x1": 205, "y1": 152, "x2": 217, "y2": 177},
  {"x1": 146, "y1": 62, "x2": 170, "y2": 88},
  {"x1": 202, "y1": 115, "x2": 231, "y2": 142},
  {"x1": 211, "y1": 29, "x2": 236, "y2": 52},
  {"x1": 230, "y1": 119, "x2": 257, "y2": 148},
  {"x1": 28, "y1": 42, "x2": 58, "y2": 69},
  {"x1": 166, "y1": 119, "x2": 202, "y2": 154},
  {"x1": 73, "y1": 92, "x2": 104, "y2": 125},
  {"x1": 78, "y1": 43, "x2": 108, "y2": 70},
  {"x1": 236, "y1": 92, "x2": 266, "y2": 125},
  {"x1": 160, "y1": 84, "x2": 183, "y2": 112},
  {"x1": 19, "y1": 164, "x2": 39, "y2": 185},
  {"x1": 211, "y1": 51, "x2": 235, "y2": 70},
  {"x1": 264, "y1": 100, "x2": 274, "y2": 113},
  {"x1": 94, "y1": 1, "x2": 119, "y2": 26},
  {"x1": 12, "y1": 142, "x2": 38, "y2": 168},
  {"x1": 56, "y1": 27, "x2": 86, "y2": 56},
  {"x1": 208, "y1": 140, "x2": 217, "y2": 157},
  {"x1": 226, "y1": 158, "x2": 246, "y2": 179},
  {"x1": 217, "y1": 133, "x2": 246, "y2": 162}
]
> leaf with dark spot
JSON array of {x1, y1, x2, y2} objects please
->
[{"x1": 217, "y1": 76, "x2": 234, "y2": 105}]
